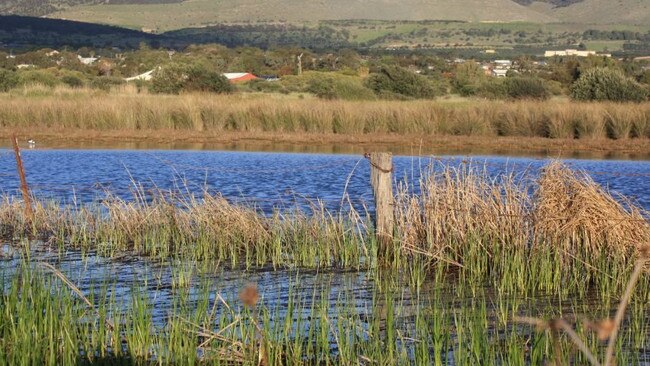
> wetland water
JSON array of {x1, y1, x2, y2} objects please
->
[
  {"x1": 1, "y1": 149, "x2": 649, "y2": 210},
  {"x1": 1, "y1": 149, "x2": 649, "y2": 363}
]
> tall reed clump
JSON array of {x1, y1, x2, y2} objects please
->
[
  {"x1": 1, "y1": 92, "x2": 649, "y2": 141},
  {"x1": 394, "y1": 162, "x2": 649, "y2": 293},
  {"x1": 20, "y1": 188, "x2": 369, "y2": 269},
  {"x1": 534, "y1": 162, "x2": 649, "y2": 255}
]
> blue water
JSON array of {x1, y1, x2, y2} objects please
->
[{"x1": 1, "y1": 149, "x2": 649, "y2": 212}]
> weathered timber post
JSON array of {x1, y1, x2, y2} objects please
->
[
  {"x1": 297, "y1": 53, "x2": 304, "y2": 76},
  {"x1": 12, "y1": 135, "x2": 33, "y2": 222},
  {"x1": 367, "y1": 152, "x2": 394, "y2": 264}
]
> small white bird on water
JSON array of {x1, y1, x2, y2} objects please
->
[{"x1": 27, "y1": 139, "x2": 36, "y2": 149}]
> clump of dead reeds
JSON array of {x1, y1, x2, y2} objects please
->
[
  {"x1": 394, "y1": 162, "x2": 529, "y2": 266},
  {"x1": 393, "y1": 161, "x2": 650, "y2": 275},
  {"x1": 534, "y1": 162, "x2": 649, "y2": 255}
]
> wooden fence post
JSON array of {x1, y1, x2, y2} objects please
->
[
  {"x1": 12, "y1": 135, "x2": 33, "y2": 222},
  {"x1": 367, "y1": 152, "x2": 394, "y2": 264}
]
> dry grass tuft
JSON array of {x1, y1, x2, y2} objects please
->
[
  {"x1": 534, "y1": 162, "x2": 650, "y2": 254},
  {"x1": 239, "y1": 284, "x2": 260, "y2": 309}
]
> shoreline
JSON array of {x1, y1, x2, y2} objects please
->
[{"x1": 2, "y1": 128, "x2": 649, "y2": 160}]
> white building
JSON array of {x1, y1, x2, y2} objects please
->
[
  {"x1": 494, "y1": 60, "x2": 512, "y2": 67},
  {"x1": 544, "y1": 49, "x2": 611, "y2": 58},
  {"x1": 78, "y1": 55, "x2": 98, "y2": 65},
  {"x1": 125, "y1": 68, "x2": 157, "y2": 82},
  {"x1": 491, "y1": 69, "x2": 508, "y2": 78}
]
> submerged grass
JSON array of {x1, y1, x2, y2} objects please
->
[{"x1": 0, "y1": 256, "x2": 647, "y2": 365}]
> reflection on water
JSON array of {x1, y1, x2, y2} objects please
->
[{"x1": 1, "y1": 140, "x2": 649, "y2": 160}]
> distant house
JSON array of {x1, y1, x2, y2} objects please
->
[
  {"x1": 78, "y1": 55, "x2": 98, "y2": 65},
  {"x1": 545, "y1": 49, "x2": 611, "y2": 58},
  {"x1": 16, "y1": 64, "x2": 36, "y2": 69},
  {"x1": 491, "y1": 69, "x2": 508, "y2": 78},
  {"x1": 125, "y1": 68, "x2": 157, "y2": 82},
  {"x1": 223, "y1": 73, "x2": 258, "y2": 83},
  {"x1": 494, "y1": 60, "x2": 512, "y2": 67}
]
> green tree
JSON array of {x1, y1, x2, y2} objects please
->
[
  {"x1": 151, "y1": 63, "x2": 232, "y2": 94},
  {"x1": 365, "y1": 65, "x2": 438, "y2": 99},
  {"x1": 452, "y1": 61, "x2": 487, "y2": 96},
  {"x1": 0, "y1": 69, "x2": 18, "y2": 92},
  {"x1": 571, "y1": 68, "x2": 648, "y2": 102}
]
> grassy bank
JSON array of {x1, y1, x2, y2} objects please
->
[{"x1": 1, "y1": 90, "x2": 649, "y2": 156}]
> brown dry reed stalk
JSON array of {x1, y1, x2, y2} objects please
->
[
  {"x1": 394, "y1": 161, "x2": 649, "y2": 267},
  {"x1": 534, "y1": 162, "x2": 649, "y2": 255}
]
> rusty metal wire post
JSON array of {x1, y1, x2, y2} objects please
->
[
  {"x1": 367, "y1": 152, "x2": 394, "y2": 264},
  {"x1": 12, "y1": 135, "x2": 33, "y2": 222}
]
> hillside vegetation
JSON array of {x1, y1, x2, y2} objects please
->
[{"x1": 1, "y1": 0, "x2": 649, "y2": 32}]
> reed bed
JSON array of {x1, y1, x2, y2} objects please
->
[
  {"x1": 1, "y1": 162, "x2": 649, "y2": 364},
  {"x1": 1, "y1": 162, "x2": 648, "y2": 294},
  {"x1": 0, "y1": 257, "x2": 647, "y2": 365},
  {"x1": 393, "y1": 163, "x2": 649, "y2": 298},
  {"x1": 1, "y1": 92, "x2": 649, "y2": 139}
]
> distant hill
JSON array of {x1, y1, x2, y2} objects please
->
[
  {"x1": 0, "y1": 15, "x2": 351, "y2": 51},
  {"x1": 1, "y1": 0, "x2": 649, "y2": 31},
  {"x1": 0, "y1": 0, "x2": 181, "y2": 17},
  {"x1": 0, "y1": 15, "x2": 162, "y2": 49},
  {"x1": 537, "y1": 0, "x2": 650, "y2": 25}
]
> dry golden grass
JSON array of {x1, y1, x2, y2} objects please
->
[
  {"x1": 0, "y1": 92, "x2": 648, "y2": 138},
  {"x1": 394, "y1": 162, "x2": 649, "y2": 265},
  {"x1": 534, "y1": 162, "x2": 650, "y2": 254},
  {"x1": 1, "y1": 91, "x2": 649, "y2": 157}
]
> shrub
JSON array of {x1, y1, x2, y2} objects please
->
[
  {"x1": 365, "y1": 65, "x2": 438, "y2": 99},
  {"x1": 244, "y1": 79, "x2": 285, "y2": 93},
  {"x1": 16, "y1": 70, "x2": 59, "y2": 88},
  {"x1": 452, "y1": 62, "x2": 487, "y2": 96},
  {"x1": 184, "y1": 66, "x2": 232, "y2": 93},
  {"x1": 504, "y1": 77, "x2": 550, "y2": 100},
  {"x1": 308, "y1": 75, "x2": 375, "y2": 100},
  {"x1": 476, "y1": 79, "x2": 508, "y2": 99},
  {"x1": 307, "y1": 77, "x2": 337, "y2": 99},
  {"x1": 0, "y1": 69, "x2": 18, "y2": 92},
  {"x1": 151, "y1": 63, "x2": 232, "y2": 94},
  {"x1": 61, "y1": 74, "x2": 85, "y2": 88},
  {"x1": 571, "y1": 68, "x2": 648, "y2": 102},
  {"x1": 90, "y1": 77, "x2": 125, "y2": 91}
]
